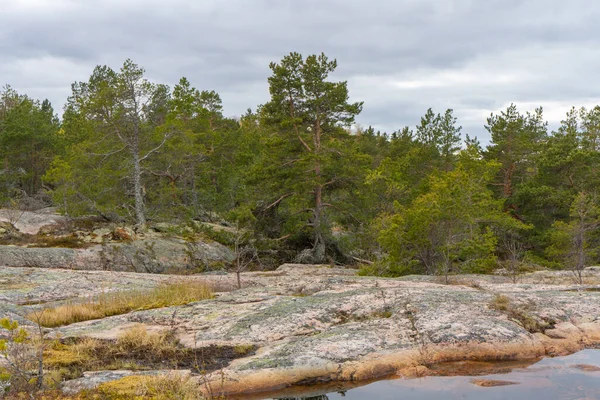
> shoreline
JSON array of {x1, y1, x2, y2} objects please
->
[{"x1": 216, "y1": 326, "x2": 600, "y2": 397}]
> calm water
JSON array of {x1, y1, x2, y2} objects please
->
[{"x1": 244, "y1": 350, "x2": 600, "y2": 400}]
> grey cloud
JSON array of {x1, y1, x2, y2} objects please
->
[{"x1": 2, "y1": 0, "x2": 600, "y2": 142}]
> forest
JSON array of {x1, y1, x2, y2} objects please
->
[{"x1": 1, "y1": 52, "x2": 599, "y2": 280}]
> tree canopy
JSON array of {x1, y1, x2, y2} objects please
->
[{"x1": 3, "y1": 53, "x2": 600, "y2": 276}]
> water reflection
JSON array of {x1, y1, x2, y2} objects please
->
[{"x1": 246, "y1": 349, "x2": 600, "y2": 400}]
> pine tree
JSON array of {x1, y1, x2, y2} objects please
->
[
  {"x1": 258, "y1": 52, "x2": 365, "y2": 263},
  {"x1": 52, "y1": 60, "x2": 171, "y2": 228}
]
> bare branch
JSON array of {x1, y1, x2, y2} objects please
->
[
  {"x1": 298, "y1": 135, "x2": 313, "y2": 152},
  {"x1": 322, "y1": 178, "x2": 340, "y2": 188},
  {"x1": 87, "y1": 145, "x2": 128, "y2": 163},
  {"x1": 281, "y1": 159, "x2": 301, "y2": 168},
  {"x1": 139, "y1": 132, "x2": 171, "y2": 162},
  {"x1": 352, "y1": 256, "x2": 374, "y2": 265},
  {"x1": 265, "y1": 193, "x2": 293, "y2": 210}
]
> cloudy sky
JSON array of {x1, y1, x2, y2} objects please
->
[{"x1": 2, "y1": 0, "x2": 600, "y2": 143}]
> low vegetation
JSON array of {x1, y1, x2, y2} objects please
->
[
  {"x1": 488, "y1": 294, "x2": 555, "y2": 333},
  {"x1": 29, "y1": 281, "x2": 214, "y2": 327},
  {"x1": 91, "y1": 374, "x2": 206, "y2": 400},
  {"x1": 45, "y1": 326, "x2": 185, "y2": 376},
  {"x1": 2, "y1": 323, "x2": 252, "y2": 398},
  {"x1": 45, "y1": 325, "x2": 255, "y2": 372}
]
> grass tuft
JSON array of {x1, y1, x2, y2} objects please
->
[
  {"x1": 116, "y1": 325, "x2": 181, "y2": 360},
  {"x1": 29, "y1": 281, "x2": 213, "y2": 328},
  {"x1": 489, "y1": 294, "x2": 511, "y2": 311}
]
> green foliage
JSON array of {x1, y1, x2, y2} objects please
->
[
  {"x1": 0, "y1": 318, "x2": 33, "y2": 393},
  {"x1": 546, "y1": 192, "x2": 600, "y2": 282},
  {"x1": 5, "y1": 56, "x2": 600, "y2": 275},
  {"x1": 0, "y1": 86, "x2": 60, "y2": 201},
  {"x1": 0, "y1": 317, "x2": 28, "y2": 346},
  {"x1": 253, "y1": 52, "x2": 368, "y2": 261},
  {"x1": 377, "y1": 148, "x2": 527, "y2": 277},
  {"x1": 484, "y1": 104, "x2": 547, "y2": 217}
]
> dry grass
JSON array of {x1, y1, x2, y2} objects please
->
[
  {"x1": 115, "y1": 325, "x2": 181, "y2": 359},
  {"x1": 45, "y1": 325, "x2": 255, "y2": 377},
  {"x1": 489, "y1": 294, "x2": 511, "y2": 311},
  {"x1": 30, "y1": 281, "x2": 214, "y2": 328},
  {"x1": 20, "y1": 324, "x2": 248, "y2": 399},
  {"x1": 45, "y1": 327, "x2": 183, "y2": 377},
  {"x1": 445, "y1": 277, "x2": 484, "y2": 290}
]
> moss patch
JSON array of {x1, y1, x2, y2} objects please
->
[
  {"x1": 489, "y1": 294, "x2": 555, "y2": 334},
  {"x1": 90, "y1": 374, "x2": 203, "y2": 400}
]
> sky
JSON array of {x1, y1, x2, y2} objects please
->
[{"x1": 2, "y1": 0, "x2": 600, "y2": 143}]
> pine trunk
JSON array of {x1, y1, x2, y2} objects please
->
[
  {"x1": 132, "y1": 137, "x2": 146, "y2": 230},
  {"x1": 312, "y1": 119, "x2": 326, "y2": 262}
]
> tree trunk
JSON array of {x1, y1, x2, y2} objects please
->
[
  {"x1": 575, "y1": 228, "x2": 585, "y2": 285},
  {"x1": 191, "y1": 165, "x2": 199, "y2": 215},
  {"x1": 37, "y1": 345, "x2": 44, "y2": 389},
  {"x1": 132, "y1": 145, "x2": 146, "y2": 230},
  {"x1": 503, "y1": 163, "x2": 515, "y2": 198},
  {"x1": 312, "y1": 118, "x2": 326, "y2": 262}
]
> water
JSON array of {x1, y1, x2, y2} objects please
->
[{"x1": 243, "y1": 350, "x2": 600, "y2": 400}]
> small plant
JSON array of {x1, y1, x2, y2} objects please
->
[
  {"x1": 444, "y1": 277, "x2": 483, "y2": 290},
  {"x1": 403, "y1": 302, "x2": 431, "y2": 367},
  {"x1": 489, "y1": 294, "x2": 511, "y2": 311},
  {"x1": 3, "y1": 198, "x2": 25, "y2": 228},
  {"x1": 501, "y1": 233, "x2": 527, "y2": 283},
  {"x1": 35, "y1": 234, "x2": 87, "y2": 249},
  {"x1": 0, "y1": 318, "x2": 31, "y2": 391},
  {"x1": 0, "y1": 316, "x2": 50, "y2": 395},
  {"x1": 231, "y1": 228, "x2": 260, "y2": 289},
  {"x1": 372, "y1": 310, "x2": 393, "y2": 319}
]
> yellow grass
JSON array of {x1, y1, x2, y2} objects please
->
[
  {"x1": 45, "y1": 326, "x2": 183, "y2": 372},
  {"x1": 96, "y1": 374, "x2": 204, "y2": 400},
  {"x1": 29, "y1": 281, "x2": 213, "y2": 328},
  {"x1": 489, "y1": 294, "x2": 511, "y2": 311},
  {"x1": 116, "y1": 325, "x2": 181, "y2": 358}
]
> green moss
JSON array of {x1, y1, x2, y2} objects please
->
[
  {"x1": 45, "y1": 348, "x2": 90, "y2": 368},
  {"x1": 96, "y1": 375, "x2": 149, "y2": 399},
  {"x1": 225, "y1": 288, "x2": 381, "y2": 338},
  {"x1": 374, "y1": 310, "x2": 393, "y2": 319},
  {"x1": 0, "y1": 367, "x2": 10, "y2": 382},
  {"x1": 238, "y1": 357, "x2": 293, "y2": 371},
  {"x1": 233, "y1": 344, "x2": 254, "y2": 356},
  {"x1": 35, "y1": 234, "x2": 87, "y2": 249},
  {"x1": 489, "y1": 295, "x2": 553, "y2": 333},
  {"x1": 204, "y1": 312, "x2": 220, "y2": 321}
]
